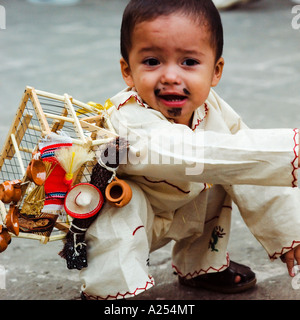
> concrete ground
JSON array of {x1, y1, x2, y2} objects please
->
[{"x1": 0, "y1": 0, "x2": 300, "y2": 302}]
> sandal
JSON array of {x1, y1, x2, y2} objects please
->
[{"x1": 178, "y1": 261, "x2": 256, "y2": 294}]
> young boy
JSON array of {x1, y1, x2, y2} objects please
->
[{"x1": 79, "y1": 0, "x2": 300, "y2": 299}]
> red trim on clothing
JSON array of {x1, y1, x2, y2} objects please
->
[
  {"x1": 132, "y1": 225, "x2": 144, "y2": 236},
  {"x1": 192, "y1": 103, "x2": 208, "y2": 131},
  {"x1": 291, "y1": 129, "x2": 299, "y2": 188},
  {"x1": 269, "y1": 240, "x2": 300, "y2": 260},
  {"x1": 172, "y1": 253, "x2": 230, "y2": 278},
  {"x1": 116, "y1": 94, "x2": 209, "y2": 132},
  {"x1": 204, "y1": 207, "x2": 232, "y2": 225},
  {"x1": 82, "y1": 275, "x2": 155, "y2": 300},
  {"x1": 143, "y1": 176, "x2": 190, "y2": 194},
  {"x1": 116, "y1": 94, "x2": 146, "y2": 110},
  {"x1": 205, "y1": 216, "x2": 220, "y2": 224},
  {"x1": 200, "y1": 183, "x2": 213, "y2": 192},
  {"x1": 201, "y1": 183, "x2": 207, "y2": 192}
]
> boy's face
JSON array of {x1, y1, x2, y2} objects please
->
[{"x1": 120, "y1": 13, "x2": 224, "y2": 127}]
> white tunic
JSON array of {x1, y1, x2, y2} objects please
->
[{"x1": 79, "y1": 87, "x2": 300, "y2": 300}]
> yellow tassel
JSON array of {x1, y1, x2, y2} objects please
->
[
  {"x1": 64, "y1": 151, "x2": 75, "y2": 184},
  {"x1": 76, "y1": 99, "x2": 114, "y2": 116},
  {"x1": 103, "y1": 98, "x2": 114, "y2": 109}
]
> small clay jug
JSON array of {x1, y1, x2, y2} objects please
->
[
  {"x1": 0, "y1": 180, "x2": 22, "y2": 204},
  {"x1": 0, "y1": 225, "x2": 11, "y2": 253},
  {"x1": 0, "y1": 184, "x2": 4, "y2": 202},
  {"x1": 5, "y1": 204, "x2": 19, "y2": 236},
  {"x1": 105, "y1": 177, "x2": 132, "y2": 208},
  {"x1": 26, "y1": 159, "x2": 46, "y2": 186},
  {"x1": 0, "y1": 181, "x2": 14, "y2": 204},
  {"x1": 10, "y1": 180, "x2": 22, "y2": 203}
]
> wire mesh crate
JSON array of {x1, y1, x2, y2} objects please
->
[{"x1": 0, "y1": 86, "x2": 116, "y2": 244}]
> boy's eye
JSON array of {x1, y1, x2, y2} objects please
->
[
  {"x1": 182, "y1": 59, "x2": 199, "y2": 66},
  {"x1": 143, "y1": 58, "x2": 160, "y2": 66}
]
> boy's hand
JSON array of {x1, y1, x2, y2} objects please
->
[{"x1": 281, "y1": 244, "x2": 300, "y2": 277}]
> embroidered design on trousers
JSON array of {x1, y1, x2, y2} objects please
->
[{"x1": 209, "y1": 226, "x2": 226, "y2": 252}]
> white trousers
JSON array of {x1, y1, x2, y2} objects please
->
[{"x1": 80, "y1": 181, "x2": 232, "y2": 300}]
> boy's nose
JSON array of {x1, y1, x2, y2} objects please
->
[{"x1": 160, "y1": 66, "x2": 182, "y2": 85}]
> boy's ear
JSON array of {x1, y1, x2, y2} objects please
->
[
  {"x1": 211, "y1": 57, "x2": 224, "y2": 87},
  {"x1": 120, "y1": 57, "x2": 135, "y2": 87}
]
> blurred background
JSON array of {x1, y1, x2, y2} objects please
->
[
  {"x1": 0, "y1": 0, "x2": 300, "y2": 300},
  {"x1": 1, "y1": 0, "x2": 299, "y2": 143}
]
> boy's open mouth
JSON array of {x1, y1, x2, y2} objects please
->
[
  {"x1": 155, "y1": 89, "x2": 189, "y2": 109},
  {"x1": 158, "y1": 95, "x2": 186, "y2": 102},
  {"x1": 157, "y1": 94, "x2": 188, "y2": 109}
]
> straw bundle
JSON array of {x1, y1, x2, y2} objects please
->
[{"x1": 21, "y1": 162, "x2": 54, "y2": 216}]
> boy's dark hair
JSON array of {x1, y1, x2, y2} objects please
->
[{"x1": 120, "y1": 0, "x2": 223, "y2": 64}]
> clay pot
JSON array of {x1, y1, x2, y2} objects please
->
[
  {"x1": 5, "y1": 204, "x2": 19, "y2": 236},
  {"x1": 0, "y1": 181, "x2": 14, "y2": 203},
  {"x1": 0, "y1": 180, "x2": 22, "y2": 204},
  {"x1": 10, "y1": 180, "x2": 22, "y2": 203},
  {"x1": 105, "y1": 178, "x2": 132, "y2": 208},
  {"x1": 0, "y1": 226, "x2": 11, "y2": 253},
  {"x1": 26, "y1": 159, "x2": 46, "y2": 186},
  {"x1": 0, "y1": 184, "x2": 4, "y2": 202}
]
